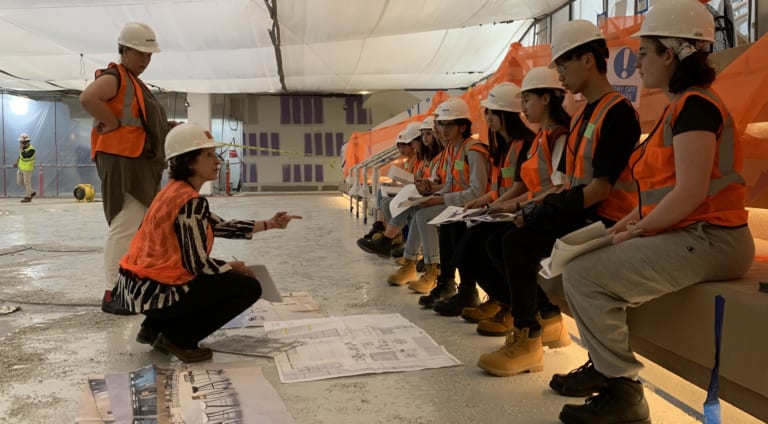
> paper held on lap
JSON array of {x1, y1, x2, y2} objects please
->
[
  {"x1": 387, "y1": 165, "x2": 414, "y2": 185},
  {"x1": 539, "y1": 221, "x2": 614, "y2": 279}
]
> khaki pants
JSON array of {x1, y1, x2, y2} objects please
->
[
  {"x1": 104, "y1": 193, "x2": 148, "y2": 290},
  {"x1": 563, "y1": 223, "x2": 754, "y2": 380},
  {"x1": 16, "y1": 170, "x2": 33, "y2": 198}
]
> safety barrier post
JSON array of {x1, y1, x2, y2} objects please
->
[
  {"x1": 225, "y1": 160, "x2": 231, "y2": 196},
  {"x1": 38, "y1": 164, "x2": 44, "y2": 197}
]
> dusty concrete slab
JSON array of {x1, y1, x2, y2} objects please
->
[{"x1": 0, "y1": 194, "x2": 759, "y2": 423}]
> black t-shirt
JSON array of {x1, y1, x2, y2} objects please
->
[
  {"x1": 672, "y1": 95, "x2": 723, "y2": 136},
  {"x1": 557, "y1": 95, "x2": 640, "y2": 185}
]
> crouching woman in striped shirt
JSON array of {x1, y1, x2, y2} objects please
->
[{"x1": 113, "y1": 122, "x2": 301, "y2": 363}]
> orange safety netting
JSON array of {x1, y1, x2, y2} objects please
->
[{"x1": 344, "y1": 16, "x2": 768, "y2": 209}]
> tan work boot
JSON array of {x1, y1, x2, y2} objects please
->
[
  {"x1": 407, "y1": 263, "x2": 439, "y2": 294},
  {"x1": 476, "y1": 304, "x2": 513, "y2": 336},
  {"x1": 387, "y1": 259, "x2": 418, "y2": 286},
  {"x1": 461, "y1": 298, "x2": 502, "y2": 323},
  {"x1": 477, "y1": 327, "x2": 544, "y2": 376},
  {"x1": 541, "y1": 313, "x2": 572, "y2": 349}
]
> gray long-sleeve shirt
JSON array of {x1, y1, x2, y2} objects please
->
[{"x1": 437, "y1": 145, "x2": 489, "y2": 206}]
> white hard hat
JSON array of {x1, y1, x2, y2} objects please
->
[
  {"x1": 550, "y1": 20, "x2": 604, "y2": 65},
  {"x1": 435, "y1": 98, "x2": 471, "y2": 121},
  {"x1": 118, "y1": 22, "x2": 161, "y2": 53},
  {"x1": 165, "y1": 122, "x2": 224, "y2": 160},
  {"x1": 480, "y1": 82, "x2": 522, "y2": 113},
  {"x1": 419, "y1": 116, "x2": 435, "y2": 131},
  {"x1": 396, "y1": 122, "x2": 422, "y2": 144},
  {"x1": 18, "y1": 133, "x2": 30, "y2": 142},
  {"x1": 632, "y1": 0, "x2": 714, "y2": 42},
  {"x1": 522, "y1": 67, "x2": 564, "y2": 92}
]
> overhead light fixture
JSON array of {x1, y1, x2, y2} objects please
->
[{"x1": 10, "y1": 96, "x2": 29, "y2": 116}]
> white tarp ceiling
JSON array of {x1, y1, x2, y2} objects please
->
[{"x1": 0, "y1": 0, "x2": 567, "y2": 94}]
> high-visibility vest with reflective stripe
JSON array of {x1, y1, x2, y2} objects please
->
[
  {"x1": 449, "y1": 137, "x2": 489, "y2": 193},
  {"x1": 631, "y1": 88, "x2": 747, "y2": 229},
  {"x1": 18, "y1": 145, "x2": 35, "y2": 171},
  {"x1": 432, "y1": 148, "x2": 451, "y2": 184},
  {"x1": 119, "y1": 180, "x2": 214, "y2": 285},
  {"x1": 488, "y1": 140, "x2": 523, "y2": 201},
  {"x1": 90, "y1": 62, "x2": 148, "y2": 160},
  {"x1": 566, "y1": 92, "x2": 638, "y2": 221},
  {"x1": 520, "y1": 127, "x2": 568, "y2": 199}
]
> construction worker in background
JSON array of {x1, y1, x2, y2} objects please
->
[
  {"x1": 13, "y1": 133, "x2": 36, "y2": 203},
  {"x1": 80, "y1": 22, "x2": 172, "y2": 315}
]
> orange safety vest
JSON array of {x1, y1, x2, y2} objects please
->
[
  {"x1": 520, "y1": 126, "x2": 568, "y2": 199},
  {"x1": 565, "y1": 92, "x2": 637, "y2": 221},
  {"x1": 449, "y1": 137, "x2": 489, "y2": 193},
  {"x1": 90, "y1": 62, "x2": 148, "y2": 160},
  {"x1": 119, "y1": 180, "x2": 215, "y2": 285},
  {"x1": 432, "y1": 148, "x2": 451, "y2": 184},
  {"x1": 631, "y1": 88, "x2": 747, "y2": 229},
  {"x1": 488, "y1": 140, "x2": 524, "y2": 201}
]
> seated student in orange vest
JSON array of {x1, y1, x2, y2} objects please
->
[
  {"x1": 475, "y1": 20, "x2": 640, "y2": 377},
  {"x1": 112, "y1": 122, "x2": 301, "y2": 363},
  {"x1": 451, "y1": 67, "x2": 572, "y2": 325},
  {"x1": 420, "y1": 82, "x2": 535, "y2": 312},
  {"x1": 555, "y1": 2, "x2": 754, "y2": 423}
]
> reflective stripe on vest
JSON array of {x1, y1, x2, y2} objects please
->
[
  {"x1": 489, "y1": 140, "x2": 523, "y2": 200},
  {"x1": 90, "y1": 62, "x2": 148, "y2": 159},
  {"x1": 119, "y1": 180, "x2": 214, "y2": 285},
  {"x1": 450, "y1": 137, "x2": 488, "y2": 192},
  {"x1": 18, "y1": 145, "x2": 35, "y2": 171},
  {"x1": 520, "y1": 128, "x2": 566, "y2": 199},
  {"x1": 566, "y1": 92, "x2": 626, "y2": 188},
  {"x1": 632, "y1": 88, "x2": 747, "y2": 229}
]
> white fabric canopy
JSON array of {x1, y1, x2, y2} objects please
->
[{"x1": 0, "y1": 0, "x2": 567, "y2": 94}]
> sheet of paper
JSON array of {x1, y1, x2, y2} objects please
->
[
  {"x1": 248, "y1": 264, "x2": 282, "y2": 302},
  {"x1": 264, "y1": 313, "x2": 462, "y2": 383},
  {"x1": 389, "y1": 184, "x2": 422, "y2": 218},
  {"x1": 203, "y1": 335, "x2": 304, "y2": 358},
  {"x1": 222, "y1": 292, "x2": 325, "y2": 329},
  {"x1": 386, "y1": 165, "x2": 414, "y2": 184},
  {"x1": 427, "y1": 206, "x2": 485, "y2": 225},
  {"x1": 378, "y1": 185, "x2": 402, "y2": 197},
  {"x1": 539, "y1": 221, "x2": 614, "y2": 279}
]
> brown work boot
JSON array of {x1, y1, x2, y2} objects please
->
[
  {"x1": 541, "y1": 313, "x2": 572, "y2": 349},
  {"x1": 152, "y1": 334, "x2": 213, "y2": 363},
  {"x1": 461, "y1": 298, "x2": 502, "y2": 323},
  {"x1": 387, "y1": 259, "x2": 418, "y2": 286},
  {"x1": 476, "y1": 304, "x2": 513, "y2": 336},
  {"x1": 20, "y1": 197, "x2": 31, "y2": 203},
  {"x1": 407, "y1": 263, "x2": 439, "y2": 294},
  {"x1": 477, "y1": 327, "x2": 544, "y2": 376}
]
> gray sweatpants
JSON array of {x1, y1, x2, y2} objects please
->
[
  {"x1": 563, "y1": 222, "x2": 754, "y2": 379},
  {"x1": 404, "y1": 204, "x2": 445, "y2": 264}
]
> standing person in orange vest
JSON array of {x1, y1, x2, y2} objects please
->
[
  {"x1": 112, "y1": 122, "x2": 301, "y2": 363},
  {"x1": 476, "y1": 19, "x2": 640, "y2": 378},
  {"x1": 80, "y1": 22, "x2": 173, "y2": 315},
  {"x1": 555, "y1": 2, "x2": 753, "y2": 422}
]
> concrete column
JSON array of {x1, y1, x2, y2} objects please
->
[{"x1": 186, "y1": 93, "x2": 214, "y2": 195}]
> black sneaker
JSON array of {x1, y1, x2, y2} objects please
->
[
  {"x1": 136, "y1": 326, "x2": 159, "y2": 345},
  {"x1": 416, "y1": 257, "x2": 425, "y2": 273},
  {"x1": 101, "y1": 293, "x2": 137, "y2": 316},
  {"x1": 559, "y1": 377, "x2": 650, "y2": 424},
  {"x1": 390, "y1": 243, "x2": 404, "y2": 258},
  {"x1": 418, "y1": 278, "x2": 456, "y2": 308},
  {"x1": 550, "y1": 358, "x2": 608, "y2": 397},
  {"x1": 356, "y1": 235, "x2": 392, "y2": 258},
  {"x1": 362, "y1": 221, "x2": 385, "y2": 240},
  {"x1": 433, "y1": 287, "x2": 480, "y2": 316}
]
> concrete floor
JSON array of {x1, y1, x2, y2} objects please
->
[{"x1": 0, "y1": 194, "x2": 760, "y2": 424}]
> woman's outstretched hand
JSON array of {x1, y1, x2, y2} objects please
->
[{"x1": 265, "y1": 211, "x2": 303, "y2": 229}]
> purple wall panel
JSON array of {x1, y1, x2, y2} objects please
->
[
  {"x1": 314, "y1": 133, "x2": 323, "y2": 157},
  {"x1": 304, "y1": 164, "x2": 313, "y2": 182},
  {"x1": 302, "y1": 97, "x2": 313, "y2": 124},
  {"x1": 280, "y1": 97, "x2": 291, "y2": 124},
  {"x1": 345, "y1": 98, "x2": 354, "y2": 124},
  {"x1": 325, "y1": 132, "x2": 333, "y2": 157},
  {"x1": 282, "y1": 164, "x2": 291, "y2": 182},
  {"x1": 358, "y1": 108, "x2": 368, "y2": 125},
  {"x1": 293, "y1": 164, "x2": 302, "y2": 182},
  {"x1": 304, "y1": 133, "x2": 312, "y2": 155},
  {"x1": 314, "y1": 97, "x2": 323, "y2": 124},
  {"x1": 315, "y1": 164, "x2": 324, "y2": 182},
  {"x1": 259, "y1": 133, "x2": 269, "y2": 156},
  {"x1": 271, "y1": 133, "x2": 280, "y2": 156},
  {"x1": 250, "y1": 164, "x2": 257, "y2": 182},
  {"x1": 248, "y1": 132, "x2": 257, "y2": 157},
  {"x1": 291, "y1": 97, "x2": 302, "y2": 124}
]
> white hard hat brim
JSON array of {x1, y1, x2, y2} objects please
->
[{"x1": 166, "y1": 141, "x2": 225, "y2": 160}]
